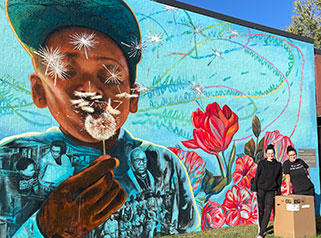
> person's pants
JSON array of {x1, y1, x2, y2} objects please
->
[
  {"x1": 257, "y1": 189, "x2": 275, "y2": 236},
  {"x1": 294, "y1": 186, "x2": 315, "y2": 196}
]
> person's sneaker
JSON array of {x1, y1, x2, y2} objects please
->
[{"x1": 257, "y1": 235, "x2": 263, "y2": 238}]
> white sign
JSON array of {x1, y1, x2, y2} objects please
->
[{"x1": 286, "y1": 204, "x2": 300, "y2": 211}]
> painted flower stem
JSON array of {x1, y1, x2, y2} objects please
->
[
  {"x1": 227, "y1": 142, "x2": 236, "y2": 185},
  {"x1": 216, "y1": 153, "x2": 226, "y2": 179},
  {"x1": 103, "y1": 139, "x2": 106, "y2": 155},
  {"x1": 222, "y1": 151, "x2": 228, "y2": 174}
]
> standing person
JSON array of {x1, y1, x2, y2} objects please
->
[
  {"x1": 252, "y1": 144, "x2": 282, "y2": 238},
  {"x1": 283, "y1": 146, "x2": 314, "y2": 196}
]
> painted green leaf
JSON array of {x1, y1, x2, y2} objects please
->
[
  {"x1": 202, "y1": 169, "x2": 227, "y2": 195},
  {"x1": 252, "y1": 115, "x2": 261, "y2": 138},
  {"x1": 244, "y1": 138, "x2": 255, "y2": 158},
  {"x1": 255, "y1": 137, "x2": 265, "y2": 163}
]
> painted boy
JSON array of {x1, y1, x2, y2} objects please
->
[{"x1": 1, "y1": 0, "x2": 200, "y2": 237}]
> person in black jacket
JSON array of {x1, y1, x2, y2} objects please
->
[
  {"x1": 283, "y1": 146, "x2": 314, "y2": 196},
  {"x1": 252, "y1": 144, "x2": 282, "y2": 238}
]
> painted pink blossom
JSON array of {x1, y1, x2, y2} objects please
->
[
  {"x1": 201, "y1": 200, "x2": 226, "y2": 230},
  {"x1": 263, "y1": 130, "x2": 294, "y2": 163},
  {"x1": 241, "y1": 194, "x2": 257, "y2": 225},
  {"x1": 221, "y1": 185, "x2": 251, "y2": 226},
  {"x1": 233, "y1": 155, "x2": 257, "y2": 189}
]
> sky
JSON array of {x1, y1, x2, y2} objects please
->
[{"x1": 177, "y1": 0, "x2": 295, "y2": 31}]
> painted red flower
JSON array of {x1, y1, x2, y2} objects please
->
[
  {"x1": 263, "y1": 130, "x2": 294, "y2": 163},
  {"x1": 182, "y1": 102, "x2": 239, "y2": 155},
  {"x1": 201, "y1": 200, "x2": 226, "y2": 230},
  {"x1": 241, "y1": 194, "x2": 257, "y2": 225},
  {"x1": 233, "y1": 155, "x2": 257, "y2": 189},
  {"x1": 168, "y1": 147, "x2": 206, "y2": 195},
  {"x1": 221, "y1": 185, "x2": 251, "y2": 226}
]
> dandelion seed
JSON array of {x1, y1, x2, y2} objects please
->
[
  {"x1": 164, "y1": 5, "x2": 178, "y2": 13},
  {"x1": 116, "y1": 92, "x2": 139, "y2": 98},
  {"x1": 102, "y1": 64, "x2": 122, "y2": 85},
  {"x1": 228, "y1": 27, "x2": 239, "y2": 37},
  {"x1": 90, "y1": 95, "x2": 103, "y2": 100},
  {"x1": 146, "y1": 32, "x2": 163, "y2": 44},
  {"x1": 70, "y1": 99, "x2": 91, "y2": 108},
  {"x1": 146, "y1": 32, "x2": 163, "y2": 58},
  {"x1": 208, "y1": 49, "x2": 223, "y2": 66},
  {"x1": 106, "y1": 98, "x2": 121, "y2": 115},
  {"x1": 74, "y1": 91, "x2": 97, "y2": 98},
  {"x1": 191, "y1": 24, "x2": 203, "y2": 40},
  {"x1": 164, "y1": 5, "x2": 178, "y2": 24},
  {"x1": 117, "y1": 85, "x2": 121, "y2": 94},
  {"x1": 70, "y1": 32, "x2": 97, "y2": 59},
  {"x1": 34, "y1": 46, "x2": 66, "y2": 75},
  {"x1": 81, "y1": 106, "x2": 95, "y2": 113},
  {"x1": 77, "y1": 101, "x2": 91, "y2": 108},
  {"x1": 121, "y1": 38, "x2": 146, "y2": 58},
  {"x1": 47, "y1": 59, "x2": 69, "y2": 85},
  {"x1": 189, "y1": 81, "x2": 205, "y2": 96},
  {"x1": 132, "y1": 84, "x2": 151, "y2": 92},
  {"x1": 70, "y1": 99, "x2": 84, "y2": 105},
  {"x1": 114, "y1": 100, "x2": 123, "y2": 110}
]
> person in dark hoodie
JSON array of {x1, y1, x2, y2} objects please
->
[
  {"x1": 283, "y1": 146, "x2": 314, "y2": 196},
  {"x1": 252, "y1": 144, "x2": 282, "y2": 238}
]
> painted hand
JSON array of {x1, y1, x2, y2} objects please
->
[{"x1": 37, "y1": 155, "x2": 126, "y2": 238}]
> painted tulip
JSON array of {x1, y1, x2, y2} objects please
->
[{"x1": 182, "y1": 102, "x2": 239, "y2": 155}]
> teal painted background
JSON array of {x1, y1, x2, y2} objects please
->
[{"x1": 0, "y1": 0, "x2": 320, "y2": 235}]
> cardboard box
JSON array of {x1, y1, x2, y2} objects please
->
[{"x1": 274, "y1": 195, "x2": 316, "y2": 238}]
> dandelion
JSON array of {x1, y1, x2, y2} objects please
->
[
  {"x1": 121, "y1": 38, "x2": 146, "y2": 58},
  {"x1": 70, "y1": 32, "x2": 97, "y2": 59},
  {"x1": 85, "y1": 112, "x2": 117, "y2": 154},
  {"x1": 102, "y1": 64, "x2": 122, "y2": 85}
]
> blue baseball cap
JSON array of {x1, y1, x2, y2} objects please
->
[{"x1": 6, "y1": 0, "x2": 142, "y2": 85}]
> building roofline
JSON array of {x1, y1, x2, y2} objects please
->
[{"x1": 154, "y1": 0, "x2": 314, "y2": 44}]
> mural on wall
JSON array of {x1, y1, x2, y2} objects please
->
[{"x1": 0, "y1": 0, "x2": 319, "y2": 237}]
